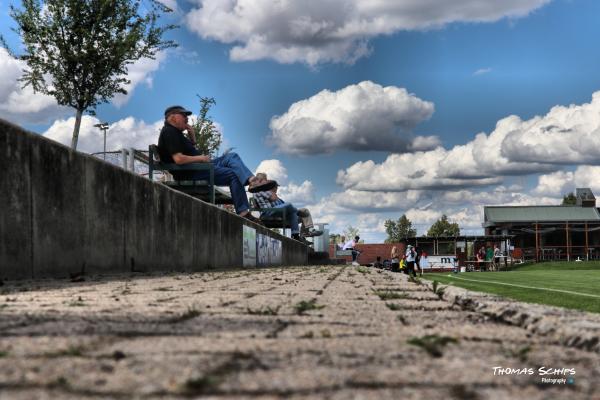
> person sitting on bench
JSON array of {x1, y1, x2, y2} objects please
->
[
  {"x1": 157, "y1": 105, "x2": 261, "y2": 223},
  {"x1": 343, "y1": 236, "x2": 361, "y2": 265},
  {"x1": 251, "y1": 173, "x2": 322, "y2": 243},
  {"x1": 251, "y1": 173, "x2": 323, "y2": 239}
]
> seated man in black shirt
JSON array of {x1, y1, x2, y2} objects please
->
[{"x1": 158, "y1": 105, "x2": 261, "y2": 222}]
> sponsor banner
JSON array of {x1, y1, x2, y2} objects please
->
[{"x1": 420, "y1": 255, "x2": 456, "y2": 270}]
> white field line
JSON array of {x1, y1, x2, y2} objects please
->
[{"x1": 445, "y1": 274, "x2": 600, "y2": 299}]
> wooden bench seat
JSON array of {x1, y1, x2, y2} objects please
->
[{"x1": 148, "y1": 145, "x2": 232, "y2": 204}]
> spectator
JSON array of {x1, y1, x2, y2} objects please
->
[
  {"x1": 252, "y1": 173, "x2": 322, "y2": 238},
  {"x1": 493, "y1": 244, "x2": 502, "y2": 270},
  {"x1": 415, "y1": 245, "x2": 423, "y2": 276},
  {"x1": 476, "y1": 246, "x2": 486, "y2": 271},
  {"x1": 343, "y1": 236, "x2": 361, "y2": 265},
  {"x1": 405, "y1": 245, "x2": 417, "y2": 277},
  {"x1": 391, "y1": 246, "x2": 400, "y2": 272},
  {"x1": 373, "y1": 256, "x2": 383, "y2": 269},
  {"x1": 485, "y1": 245, "x2": 494, "y2": 271},
  {"x1": 157, "y1": 105, "x2": 261, "y2": 223}
]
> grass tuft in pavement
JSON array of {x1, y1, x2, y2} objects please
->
[
  {"x1": 246, "y1": 305, "x2": 280, "y2": 316},
  {"x1": 169, "y1": 305, "x2": 201, "y2": 323},
  {"x1": 294, "y1": 299, "x2": 325, "y2": 315},
  {"x1": 407, "y1": 335, "x2": 458, "y2": 357},
  {"x1": 373, "y1": 289, "x2": 407, "y2": 300}
]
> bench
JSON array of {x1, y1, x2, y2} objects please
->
[
  {"x1": 148, "y1": 145, "x2": 232, "y2": 204},
  {"x1": 248, "y1": 197, "x2": 291, "y2": 235},
  {"x1": 333, "y1": 244, "x2": 354, "y2": 258}
]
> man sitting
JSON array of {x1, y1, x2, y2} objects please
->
[
  {"x1": 251, "y1": 173, "x2": 323, "y2": 241},
  {"x1": 157, "y1": 105, "x2": 261, "y2": 223},
  {"x1": 343, "y1": 236, "x2": 361, "y2": 265}
]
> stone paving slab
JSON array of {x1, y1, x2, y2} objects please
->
[{"x1": 0, "y1": 265, "x2": 599, "y2": 399}]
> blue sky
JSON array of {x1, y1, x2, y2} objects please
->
[{"x1": 3, "y1": 0, "x2": 600, "y2": 242}]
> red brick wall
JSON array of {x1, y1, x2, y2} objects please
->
[{"x1": 329, "y1": 243, "x2": 407, "y2": 264}]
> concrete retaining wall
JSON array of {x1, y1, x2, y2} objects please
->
[{"x1": 0, "y1": 118, "x2": 308, "y2": 280}]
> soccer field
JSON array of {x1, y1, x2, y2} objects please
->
[{"x1": 422, "y1": 262, "x2": 600, "y2": 313}]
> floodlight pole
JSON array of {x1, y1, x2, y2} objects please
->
[{"x1": 93, "y1": 122, "x2": 110, "y2": 160}]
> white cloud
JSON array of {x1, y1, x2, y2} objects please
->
[
  {"x1": 502, "y1": 92, "x2": 600, "y2": 165},
  {"x1": 269, "y1": 81, "x2": 438, "y2": 155},
  {"x1": 533, "y1": 166, "x2": 600, "y2": 197},
  {"x1": 254, "y1": 159, "x2": 289, "y2": 184},
  {"x1": 473, "y1": 67, "x2": 492, "y2": 76},
  {"x1": 184, "y1": 0, "x2": 550, "y2": 66},
  {"x1": 337, "y1": 90, "x2": 600, "y2": 192},
  {"x1": 0, "y1": 48, "x2": 168, "y2": 123},
  {"x1": 252, "y1": 159, "x2": 315, "y2": 205},
  {"x1": 42, "y1": 115, "x2": 163, "y2": 154},
  {"x1": 0, "y1": 48, "x2": 69, "y2": 124},
  {"x1": 278, "y1": 180, "x2": 315, "y2": 204},
  {"x1": 112, "y1": 52, "x2": 168, "y2": 107}
]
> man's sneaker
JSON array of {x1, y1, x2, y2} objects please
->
[
  {"x1": 352, "y1": 261, "x2": 360, "y2": 266},
  {"x1": 301, "y1": 228, "x2": 323, "y2": 237},
  {"x1": 292, "y1": 234, "x2": 311, "y2": 245}
]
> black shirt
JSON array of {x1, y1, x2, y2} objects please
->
[{"x1": 157, "y1": 122, "x2": 200, "y2": 180}]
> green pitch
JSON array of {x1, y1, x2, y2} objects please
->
[{"x1": 422, "y1": 262, "x2": 600, "y2": 313}]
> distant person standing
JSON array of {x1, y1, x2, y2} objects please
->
[
  {"x1": 343, "y1": 236, "x2": 361, "y2": 265},
  {"x1": 391, "y1": 246, "x2": 400, "y2": 272},
  {"x1": 405, "y1": 245, "x2": 417, "y2": 277},
  {"x1": 477, "y1": 246, "x2": 486, "y2": 271},
  {"x1": 485, "y1": 245, "x2": 494, "y2": 271},
  {"x1": 493, "y1": 244, "x2": 502, "y2": 270},
  {"x1": 415, "y1": 245, "x2": 423, "y2": 276}
]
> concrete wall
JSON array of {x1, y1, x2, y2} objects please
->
[{"x1": 0, "y1": 118, "x2": 307, "y2": 280}]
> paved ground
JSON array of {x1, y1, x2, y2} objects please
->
[{"x1": 0, "y1": 264, "x2": 599, "y2": 399}]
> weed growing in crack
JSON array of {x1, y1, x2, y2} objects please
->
[
  {"x1": 49, "y1": 376, "x2": 70, "y2": 388},
  {"x1": 169, "y1": 305, "x2": 201, "y2": 323},
  {"x1": 356, "y1": 266, "x2": 370, "y2": 274},
  {"x1": 321, "y1": 329, "x2": 332, "y2": 338},
  {"x1": 432, "y1": 280, "x2": 446, "y2": 299},
  {"x1": 246, "y1": 306, "x2": 280, "y2": 316},
  {"x1": 373, "y1": 289, "x2": 407, "y2": 301},
  {"x1": 294, "y1": 299, "x2": 325, "y2": 315},
  {"x1": 300, "y1": 331, "x2": 314, "y2": 338},
  {"x1": 0, "y1": 351, "x2": 8, "y2": 358},
  {"x1": 385, "y1": 303, "x2": 402, "y2": 311},
  {"x1": 45, "y1": 346, "x2": 84, "y2": 358},
  {"x1": 407, "y1": 335, "x2": 458, "y2": 357},
  {"x1": 68, "y1": 296, "x2": 86, "y2": 307},
  {"x1": 408, "y1": 276, "x2": 422, "y2": 285},
  {"x1": 183, "y1": 375, "x2": 221, "y2": 395},
  {"x1": 505, "y1": 345, "x2": 532, "y2": 362}
]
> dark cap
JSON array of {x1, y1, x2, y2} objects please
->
[
  {"x1": 164, "y1": 105, "x2": 192, "y2": 118},
  {"x1": 355, "y1": 236, "x2": 360, "y2": 241}
]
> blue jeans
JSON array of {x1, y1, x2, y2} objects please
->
[
  {"x1": 263, "y1": 203, "x2": 299, "y2": 234},
  {"x1": 191, "y1": 152, "x2": 252, "y2": 214}
]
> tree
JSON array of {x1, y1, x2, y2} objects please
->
[
  {"x1": 426, "y1": 215, "x2": 460, "y2": 237},
  {"x1": 384, "y1": 214, "x2": 416, "y2": 243},
  {"x1": 562, "y1": 192, "x2": 577, "y2": 205},
  {"x1": 343, "y1": 225, "x2": 359, "y2": 241},
  {"x1": 191, "y1": 96, "x2": 222, "y2": 157},
  {"x1": 7, "y1": 0, "x2": 176, "y2": 149}
]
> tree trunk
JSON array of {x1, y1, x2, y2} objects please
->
[{"x1": 71, "y1": 108, "x2": 83, "y2": 149}]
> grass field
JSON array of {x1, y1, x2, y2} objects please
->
[{"x1": 422, "y1": 261, "x2": 600, "y2": 313}]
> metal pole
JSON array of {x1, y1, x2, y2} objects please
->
[
  {"x1": 103, "y1": 129, "x2": 107, "y2": 160},
  {"x1": 128, "y1": 148, "x2": 135, "y2": 171},
  {"x1": 121, "y1": 149, "x2": 128, "y2": 169}
]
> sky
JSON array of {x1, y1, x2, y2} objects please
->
[{"x1": 3, "y1": 0, "x2": 600, "y2": 242}]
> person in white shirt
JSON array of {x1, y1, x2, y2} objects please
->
[
  {"x1": 405, "y1": 244, "x2": 417, "y2": 277},
  {"x1": 343, "y1": 236, "x2": 361, "y2": 264}
]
